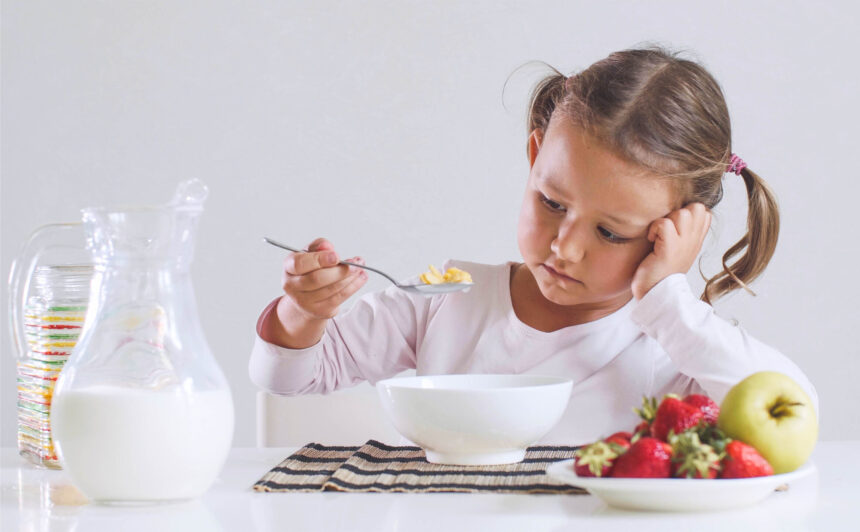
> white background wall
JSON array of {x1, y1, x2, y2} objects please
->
[{"x1": 3, "y1": 1, "x2": 859, "y2": 448}]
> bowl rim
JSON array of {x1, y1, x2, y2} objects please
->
[{"x1": 376, "y1": 373, "x2": 573, "y2": 392}]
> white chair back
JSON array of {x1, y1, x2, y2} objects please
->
[{"x1": 256, "y1": 381, "x2": 403, "y2": 447}]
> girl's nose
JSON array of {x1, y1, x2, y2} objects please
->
[{"x1": 550, "y1": 218, "x2": 586, "y2": 263}]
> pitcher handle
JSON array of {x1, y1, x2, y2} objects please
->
[{"x1": 8, "y1": 223, "x2": 86, "y2": 360}]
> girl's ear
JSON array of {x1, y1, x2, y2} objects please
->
[{"x1": 528, "y1": 129, "x2": 543, "y2": 169}]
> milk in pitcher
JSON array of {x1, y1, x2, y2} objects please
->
[{"x1": 51, "y1": 385, "x2": 233, "y2": 502}]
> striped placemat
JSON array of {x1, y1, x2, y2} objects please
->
[
  {"x1": 253, "y1": 440, "x2": 585, "y2": 494},
  {"x1": 253, "y1": 443, "x2": 360, "y2": 492}
]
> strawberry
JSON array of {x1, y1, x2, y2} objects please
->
[
  {"x1": 632, "y1": 396, "x2": 658, "y2": 442},
  {"x1": 669, "y1": 431, "x2": 721, "y2": 479},
  {"x1": 605, "y1": 431, "x2": 632, "y2": 450},
  {"x1": 634, "y1": 396, "x2": 658, "y2": 424},
  {"x1": 650, "y1": 395, "x2": 704, "y2": 442},
  {"x1": 610, "y1": 437, "x2": 673, "y2": 478},
  {"x1": 720, "y1": 440, "x2": 774, "y2": 478},
  {"x1": 573, "y1": 441, "x2": 622, "y2": 477},
  {"x1": 632, "y1": 421, "x2": 651, "y2": 442},
  {"x1": 683, "y1": 394, "x2": 720, "y2": 425},
  {"x1": 694, "y1": 423, "x2": 731, "y2": 455}
]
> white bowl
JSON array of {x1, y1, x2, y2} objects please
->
[{"x1": 375, "y1": 374, "x2": 572, "y2": 465}]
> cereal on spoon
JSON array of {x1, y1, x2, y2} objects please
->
[{"x1": 419, "y1": 265, "x2": 472, "y2": 285}]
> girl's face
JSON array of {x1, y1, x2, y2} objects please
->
[{"x1": 517, "y1": 118, "x2": 679, "y2": 308}]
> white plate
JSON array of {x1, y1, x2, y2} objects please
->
[{"x1": 546, "y1": 459, "x2": 816, "y2": 512}]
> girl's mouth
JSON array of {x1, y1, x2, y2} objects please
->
[{"x1": 542, "y1": 264, "x2": 582, "y2": 284}]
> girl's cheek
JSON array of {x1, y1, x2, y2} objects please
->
[
  {"x1": 621, "y1": 243, "x2": 652, "y2": 275},
  {"x1": 518, "y1": 204, "x2": 542, "y2": 239},
  {"x1": 516, "y1": 211, "x2": 533, "y2": 252},
  {"x1": 633, "y1": 239, "x2": 654, "y2": 261}
]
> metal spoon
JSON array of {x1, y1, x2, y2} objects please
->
[{"x1": 262, "y1": 237, "x2": 473, "y2": 296}]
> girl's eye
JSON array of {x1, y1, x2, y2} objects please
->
[
  {"x1": 598, "y1": 226, "x2": 629, "y2": 244},
  {"x1": 540, "y1": 194, "x2": 566, "y2": 213}
]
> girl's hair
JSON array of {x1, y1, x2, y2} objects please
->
[{"x1": 526, "y1": 46, "x2": 779, "y2": 304}]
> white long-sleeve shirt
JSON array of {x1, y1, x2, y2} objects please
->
[{"x1": 249, "y1": 260, "x2": 818, "y2": 445}]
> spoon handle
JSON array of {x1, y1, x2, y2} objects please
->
[
  {"x1": 262, "y1": 238, "x2": 303, "y2": 254},
  {"x1": 262, "y1": 237, "x2": 401, "y2": 286}
]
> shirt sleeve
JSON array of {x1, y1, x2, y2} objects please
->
[
  {"x1": 630, "y1": 273, "x2": 819, "y2": 415},
  {"x1": 248, "y1": 286, "x2": 432, "y2": 396}
]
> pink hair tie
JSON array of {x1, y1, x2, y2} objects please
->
[{"x1": 727, "y1": 153, "x2": 747, "y2": 175}]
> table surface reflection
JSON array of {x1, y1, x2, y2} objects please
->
[{"x1": 2, "y1": 442, "x2": 858, "y2": 531}]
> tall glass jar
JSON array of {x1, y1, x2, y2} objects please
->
[{"x1": 16, "y1": 265, "x2": 93, "y2": 468}]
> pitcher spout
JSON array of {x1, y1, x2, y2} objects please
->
[{"x1": 81, "y1": 179, "x2": 208, "y2": 266}]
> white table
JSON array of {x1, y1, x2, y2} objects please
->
[{"x1": 2, "y1": 442, "x2": 857, "y2": 531}]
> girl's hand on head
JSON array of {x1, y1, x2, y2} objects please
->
[
  {"x1": 279, "y1": 237, "x2": 368, "y2": 321},
  {"x1": 631, "y1": 203, "x2": 711, "y2": 300}
]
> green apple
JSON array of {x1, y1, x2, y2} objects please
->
[{"x1": 717, "y1": 371, "x2": 818, "y2": 474}]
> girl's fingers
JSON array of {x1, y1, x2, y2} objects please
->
[
  {"x1": 284, "y1": 263, "x2": 347, "y2": 294},
  {"x1": 284, "y1": 249, "x2": 339, "y2": 276},
  {"x1": 303, "y1": 268, "x2": 366, "y2": 302},
  {"x1": 315, "y1": 269, "x2": 368, "y2": 309},
  {"x1": 296, "y1": 256, "x2": 365, "y2": 291},
  {"x1": 658, "y1": 203, "x2": 710, "y2": 243},
  {"x1": 282, "y1": 238, "x2": 342, "y2": 277},
  {"x1": 698, "y1": 210, "x2": 712, "y2": 241},
  {"x1": 296, "y1": 264, "x2": 352, "y2": 291},
  {"x1": 648, "y1": 218, "x2": 679, "y2": 245},
  {"x1": 301, "y1": 270, "x2": 368, "y2": 319},
  {"x1": 668, "y1": 205, "x2": 693, "y2": 235},
  {"x1": 685, "y1": 204, "x2": 711, "y2": 248},
  {"x1": 276, "y1": 235, "x2": 366, "y2": 320},
  {"x1": 283, "y1": 255, "x2": 365, "y2": 306},
  {"x1": 307, "y1": 237, "x2": 335, "y2": 252},
  {"x1": 681, "y1": 203, "x2": 709, "y2": 232}
]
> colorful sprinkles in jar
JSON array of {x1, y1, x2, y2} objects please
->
[{"x1": 15, "y1": 266, "x2": 91, "y2": 468}]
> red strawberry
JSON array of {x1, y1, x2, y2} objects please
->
[
  {"x1": 695, "y1": 423, "x2": 731, "y2": 455},
  {"x1": 720, "y1": 440, "x2": 774, "y2": 478},
  {"x1": 632, "y1": 396, "x2": 658, "y2": 442},
  {"x1": 605, "y1": 431, "x2": 632, "y2": 450},
  {"x1": 573, "y1": 440, "x2": 622, "y2": 477},
  {"x1": 669, "y1": 431, "x2": 721, "y2": 479},
  {"x1": 634, "y1": 396, "x2": 658, "y2": 424},
  {"x1": 632, "y1": 421, "x2": 650, "y2": 442},
  {"x1": 610, "y1": 437, "x2": 673, "y2": 478},
  {"x1": 651, "y1": 395, "x2": 704, "y2": 441},
  {"x1": 683, "y1": 394, "x2": 720, "y2": 425},
  {"x1": 606, "y1": 431, "x2": 632, "y2": 441}
]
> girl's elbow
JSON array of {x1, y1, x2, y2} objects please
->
[{"x1": 248, "y1": 357, "x2": 277, "y2": 394}]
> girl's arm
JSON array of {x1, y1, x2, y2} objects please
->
[
  {"x1": 249, "y1": 285, "x2": 431, "y2": 396},
  {"x1": 630, "y1": 273, "x2": 819, "y2": 414}
]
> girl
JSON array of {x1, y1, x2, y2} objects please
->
[{"x1": 249, "y1": 47, "x2": 817, "y2": 444}]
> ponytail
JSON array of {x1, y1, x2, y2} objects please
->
[{"x1": 702, "y1": 168, "x2": 780, "y2": 304}]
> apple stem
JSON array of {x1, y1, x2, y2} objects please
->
[{"x1": 769, "y1": 401, "x2": 804, "y2": 418}]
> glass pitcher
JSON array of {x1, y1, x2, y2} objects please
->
[{"x1": 18, "y1": 179, "x2": 234, "y2": 503}]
